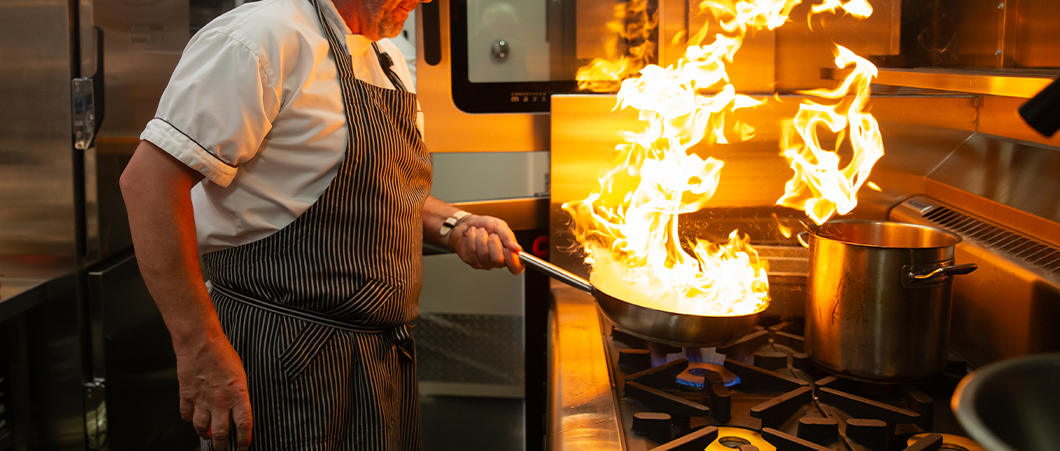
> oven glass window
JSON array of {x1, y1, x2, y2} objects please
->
[{"x1": 466, "y1": 0, "x2": 552, "y2": 83}]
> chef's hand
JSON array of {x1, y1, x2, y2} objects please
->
[
  {"x1": 449, "y1": 215, "x2": 525, "y2": 274},
  {"x1": 176, "y1": 331, "x2": 252, "y2": 451}
]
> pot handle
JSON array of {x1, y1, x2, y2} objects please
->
[
  {"x1": 911, "y1": 263, "x2": 978, "y2": 280},
  {"x1": 903, "y1": 262, "x2": 977, "y2": 288},
  {"x1": 797, "y1": 231, "x2": 811, "y2": 248}
]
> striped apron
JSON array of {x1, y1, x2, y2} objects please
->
[{"x1": 199, "y1": 1, "x2": 431, "y2": 448}]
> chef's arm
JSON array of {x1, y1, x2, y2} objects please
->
[
  {"x1": 120, "y1": 141, "x2": 252, "y2": 451},
  {"x1": 422, "y1": 195, "x2": 524, "y2": 274}
]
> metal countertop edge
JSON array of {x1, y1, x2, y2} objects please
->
[
  {"x1": 548, "y1": 279, "x2": 624, "y2": 451},
  {"x1": 0, "y1": 273, "x2": 77, "y2": 324}
]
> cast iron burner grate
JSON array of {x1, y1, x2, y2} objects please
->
[{"x1": 605, "y1": 321, "x2": 983, "y2": 451}]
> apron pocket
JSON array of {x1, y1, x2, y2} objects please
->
[
  {"x1": 278, "y1": 322, "x2": 336, "y2": 381},
  {"x1": 327, "y1": 278, "x2": 399, "y2": 320}
]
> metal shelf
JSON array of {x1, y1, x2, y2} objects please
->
[{"x1": 871, "y1": 68, "x2": 1059, "y2": 98}]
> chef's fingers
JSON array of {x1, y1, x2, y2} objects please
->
[
  {"x1": 210, "y1": 409, "x2": 231, "y2": 451},
  {"x1": 486, "y1": 234, "x2": 506, "y2": 267},
  {"x1": 463, "y1": 227, "x2": 483, "y2": 269},
  {"x1": 466, "y1": 215, "x2": 521, "y2": 253},
  {"x1": 192, "y1": 408, "x2": 211, "y2": 439},
  {"x1": 493, "y1": 223, "x2": 519, "y2": 252},
  {"x1": 502, "y1": 247, "x2": 525, "y2": 275},
  {"x1": 474, "y1": 227, "x2": 491, "y2": 269},
  {"x1": 179, "y1": 397, "x2": 194, "y2": 422},
  {"x1": 488, "y1": 218, "x2": 522, "y2": 253},
  {"x1": 232, "y1": 401, "x2": 253, "y2": 451}
]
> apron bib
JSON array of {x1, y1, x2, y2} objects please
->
[{"x1": 199, "y1": 1, "x2": 431, "y2": 448}]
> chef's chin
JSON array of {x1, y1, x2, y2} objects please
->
[{"x1": 376, "y1": 10, "x2": 408, "y2": 39}]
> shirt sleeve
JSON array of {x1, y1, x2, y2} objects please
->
[{"x1": 140, "y1": 29, "x2": 281, "y2": 188}]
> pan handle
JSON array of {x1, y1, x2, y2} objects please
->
[{"x1": 518, "y1": 251, "x2": 593, "y2": 293}]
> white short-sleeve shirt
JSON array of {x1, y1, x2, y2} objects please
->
[{"x1": 140, "y1": 0, "x2": 418, "y2": 254}]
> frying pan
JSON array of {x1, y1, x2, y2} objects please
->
[{"x1": 518, "y1": 251, "x2": 761, "y2": 347}]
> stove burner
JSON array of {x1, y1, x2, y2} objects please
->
[
  {"x1": 908, "y1": 433, "x2": 986, "y2": 451},
  {"x1": 607, "y1": 321, "x2": 985, "y2": 451},
  {"x1": 676, "y1": 362, "x2": 741, "y2": 389},
  {"x1": 706, "y1": 427, "x2": 775, "y2": 451}
]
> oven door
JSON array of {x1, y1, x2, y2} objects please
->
[
  {"x1": 422, "y1": 0, "x2": 577, "y2": 115},
  {"x1": 416, "y1": 0, "x2": 653, "y2": 153}
]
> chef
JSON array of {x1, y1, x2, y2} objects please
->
[{"x1": 119, "y1": 0, "x2": 524, "y2": 449}]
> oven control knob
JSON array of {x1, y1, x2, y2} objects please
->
[{"x1": 491, "y1": 40, "x2": 510, "y2": 61}]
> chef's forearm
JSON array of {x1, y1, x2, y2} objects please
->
[
  {"x1": 120, "y1": 141, "x2": 225, "y2": 351},
  {"x1": 421, "y1": 195, "x2": 463, "y2": 247}
]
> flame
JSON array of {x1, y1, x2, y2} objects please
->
[
  {"x1": 776, "y1": 45, "x2": 884, "y2": 225},
  {"x1": 810, "y1": 0, "x2": 873, "y2": 18},
  {"x1": 563, "y1": 0, "x2": 813, "y2": 317},
  {"x1": 772, "y1": 212, "x2": 793, "y2": 238},
  {"x1": 564, "y1": 0, "x2": 883, "y2": 317},
  {"x1": 576, "y1": 0, "x2": 658, "y2": 92},
  {"x1": 807, "y1": 0, "x2": 872, "y2": 30},
  {"x1": 867, "y1": 181, "x2": 882, "y2": 191},
  {"x1": 702, "y1": 0, "x2": 804, "y2": 35}
]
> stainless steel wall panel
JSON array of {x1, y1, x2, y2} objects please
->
[
  {"x1": 657, "y1": 0, "x2": 688, "y2": 69},
  {"x1": 430, "y1": 151, "x2": 549, "y2": 202},
  {"x1": 775, "y1": 0, "x2": 900, "y2": 92},
  {"x1": 93, "y1": 0, "x2": 188, "y2": 138},
  {"x1": 0, "y1": 0, "x2": 79, "y2": 275},
  {"x1": 726, "y1": 29, "x2": 777, "y2": 94},
  {"x1": 978, "y1": 95, "x2": 1060, "y2": 148},
  {"x1": 1015, "y1": 0, "x2": 1060, "y2": 68},
  {"x1": 925, "y1": 133, "x2": 1060, "y2": 235},
  {"x1": 575, "y1": 0, "x2": 624, "y2": 61},
  {"x1": 998, "y1": 0, "x2": 1019, "y2": 68},
  {"x1": 89, "y1": 0, "x2": 188, "y2": 261},
  {"x1": 948, "y1": 0, "x2": 1006, "y2": 68},
  {"x1": 863, "y1": 122, "x2": 974, "y2": 218}
]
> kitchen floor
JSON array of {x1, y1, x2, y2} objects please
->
[{"x1": 421, "y1": 395, "x2": 524, "y2": 451}]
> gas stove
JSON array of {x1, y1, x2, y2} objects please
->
[{"x1": 603, "y1": 321, "x2": 985, "y2": 451}]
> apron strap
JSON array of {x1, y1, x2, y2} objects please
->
[
  {"x1": 212, "y1": 281, "x2": 415, "y2": 360},
  {"x1": 371, "y1": 42, "x2": 408, "y2": 92},
  {"x1": 210, "y1": 281, "x2": 391, "y2": 334}
]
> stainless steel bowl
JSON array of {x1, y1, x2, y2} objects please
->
[{"x1": 952, "y1": 353, "x2": 1060, "y2": 451}]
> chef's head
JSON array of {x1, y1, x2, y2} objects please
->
[{"x1": 338, "y1": 0, "x2": 426, "y2": 41}]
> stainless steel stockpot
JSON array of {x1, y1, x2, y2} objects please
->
[{"x1": 800, "y1": 220, "x2": 977, "y2": 383}]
